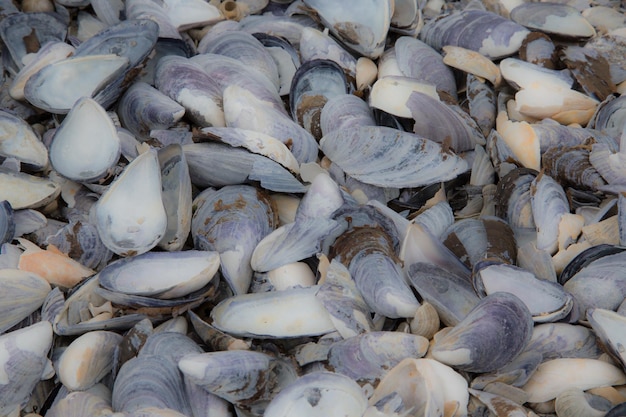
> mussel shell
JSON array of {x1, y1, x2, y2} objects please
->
[
  {"x1": 0, "y1": 269, "x2": 50, "y2": 334},
  {"x1": 98, "y1": 250, "x2": 220, "y2": 299},
  {"x1": 542, "y1": 145, "x2": 606, "y2": 191},
  {"x1": 264, "y1": 371, "x2": 367, "y2": 417},
  {"x1": 431, "y1": 291, "x2": 533, "y2": 373},
  {"x1": 112, "y1": 354, "x2": 192, "y2": 415},
  {"x1": 442, "y1": 216, "x2": 517, "y2": 268},
  {"x1": 289, "y1": 59, "x2": 349, "y2": 140},
  {"x1": 0, "y1": 201, "x2": 14, "y2": 245},
  {"x1": 0, "y1": 110, "x2": 49, "y2": 170},
  {"x1": 495, "y1": 167, "x2": 538, "y2": 229},
  {"x1": 420, "y1": 9, "x2": 530, "y2": 59},
  {"x1": 0, "y1": 12, "x2": 67, "y2": 69},
  {"x1": 407, "y1": 262, "x2": 479, "y2": 327},
  {"x1": 320, "y1": 125, "x2": 468, "y2": 188},
  {"x1": 509, "y1": 2, "x2": 596, "y2": 39},
  {"x1": 191, "y1": 185, "x2": 277, "y2": 295}
]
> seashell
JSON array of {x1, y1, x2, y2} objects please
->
[
  {"x1": 442, "y1": 216, "x2": 517, "y2": 268},
  {"x1": 396, "y1": 37, "x2": 458, "y2": 99},
  {"x1": 0, "y1": 12, "x2": 67, "y2": 69},
  {"x1": 320, "y1": 125, "x2": 468, "y2": 188},
  {"x1": 330, "y1": 223, "x2": 420, "y2": 319},
  {"x1": 522, "y1": 358, "x2": 626, "y2": 403},
  {"x1": 563, "y1": 250, "x2": 626, "y2": 318},
  {"x1": 587, "y1": 308, "x2": 626, "y2": 372},
  {"x1": 139, "y1": 331, "x2": 203, "y2": 366},
  {"x1": 112, "y1": 354, "x2": 191, "y2": 415},
  {"x1": 368, "y1": 357, "x2": 469, "y2": 417},
  {"x1": 95, "y1": 149, "x2": 167, "y2": 257},
  {"x1": 519, "y1": 31, "x2": 557, "y2": 69},
  {"x1": 473, "y1": 261, "x2": 574, "y2": 323},
  {"x1": 589, "y1": 94, "x2": 626, "y2": 140},
  {"x1": 420, "y1": 9, "x2": 530, "y2": 59},
  {"x1": 192, "y1": 185, "x2": 276, "y2": 295},
  {"x1": 198, "y1": 30, "x2": 279, "y2": 91},
  {"x1": 442, "y1": 45, "x2": 502, "y2": 87},
  {"x1": 117, "y1": 81, "x2": 186, "y2": 141},
  {"x1": 0, "y1": 110, "x2": 48, "y2": 171},
  {"x1": 555, "y1": 388, "x2": 613, "y2": 417},
  {"x1": 99, "y1": 250, "x2": 220, "y2": 300},
  {"x1": 560, "y1": 244, "x2": 626, "y2": 285},
  {"x1": 299, "y1": 27, "x2": 357, "y2": 79},
  {"x1": 320, "y1": 94, "x2": 376, "y2": 137},
  {"x1": 0, "y1": 321, "x2": 54, "y2": 416},
  {"x1": 210, "y1": 286, "x2": 336, "y2": 338},
  {"x1": 17, "y1": 238, "x2": 94, "y2": 289},
  {"x1": 178, "y1": 350, "x2": 275, "y2": 405},
  {"x1": 57, "y1": 330, "x2": 122, "y2": 391},
  {"x1": 182, "y1": 142, "x2": 306, "y2": 193},
  {"x1": 390, "y1": 0, "x2": 422, "y2": 35},
  {"x1": 559, "y1": 45, "x2": 616, "y2": 101},
  {"x1": 542, "y1": 145, "x2": 606, "y2": 191},
  {"x1": 24, "y1": 54, "x2": 129, "y2": 114},
  {"x1": 431, "y1": 292, "x2": 533, "y2": 373},
  {"x1": 410, "y1": 301, "x2": 441, "y2": 340},
  {"x1": 301, "y1": 0, "x2": 392, "y2": 59},
  {"x1": 188, "y1": 310, "x2": 250, "y2": 351},
  {"x1": 45, "y1": 391, "x2": 114, "y2": 417},
  {"x1": 53, "y1": 276, "x2": 149, "y2": 336},
  {"x1": 369, "y1": 75, "x2": 438, "y2": 119},
  {"x1": 470, "y1": 349, "x2": 543, "y2": 390},
  {"x1": 509, "y1": 2, "x2": 596, "y2": 39},
  {"x1": 530, "y1": 172, "x2": 573, "y2": 254},
  {"x1": 469, "y1": 388, "x2": 537, "y2": 417},
  {"x1": 407, "y1": 91, "x2": 486, "y2": 152},
  {"x1": 45, "y1": 219, "x2": 113, "y2": 271},
  {"x1": 466, "y1": 74, "x2": 498, "y2": 138},
  {"x1": 9, "y1": 41, "x2": 75, "y2": 102},
  {"x1": 525, "y1": 322, "x2": 602, "y2": 361},
  {"x1": 190, "y1": 53, "x2": 287, "y2": 117},
  {"x1": 223, "y1": 84, "x2": 318, "y2": 164},
  {"x1": 407, "y1": 262, "x2": 479, "y2": 327},
  {"x1": 606, "y1": 402, "x2": 626, "y2": 417},
  {"x1": 162, "y1": 0, "x2": 223, "y2": 31},
  {"x1": 290, "y1": 59, "x2": 349, "y2": 140},
  {"x1": 155, "y1": 55, "x2": 225, "y2": 128},
  {"x1": 49, "y1": 97, "x2": 121, "y2": 183},
  {"x1": 0, "y1": 269, "x2": 50, "y2": 334},
  {"x1": 328, "y1": 331, "x2": 429, "y2": 383},
  {"x1": 199, "y1": 126, "x2": 300, "y2": 174},
  {"x1": 91, "y1": 0, "x2": 124, "y2": 25},
  {"x1": 264, "y1": 371, "x2": 368, "y2": 417},
  {"x1": 316, "y1": 259, "x2": 373, "y2": 339},
  {"x1": 157, "y1": 144, "x2": 192, "y2": 252},
  {"x1": 253, "y1": 32, "x2": 301, "y2": 96},
  {"x1": 0, "y1": 168, "x2": 60, "y2": 210}
]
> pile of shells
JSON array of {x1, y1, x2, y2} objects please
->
[{"x1": 2, "y1": 0, "x2": 626, "y2": 416}]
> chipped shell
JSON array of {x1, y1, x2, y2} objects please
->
[{"x1": 17, "y1": 238, "x2": 94, "y2": 288}]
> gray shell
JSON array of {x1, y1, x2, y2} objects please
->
[
  {"x1": 431, "y1": 292, "x2": 533, "y2": 373},
  {"x1": 420, "y1": 9, "x2": 530, "y2": 59},
  {"x1": 320, "y1": 125, "x2": 468, "y2": 188}
]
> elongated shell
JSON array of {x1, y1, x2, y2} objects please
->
[
  {"x1": 0, "y1": 110, "x2": 49, "y2": 170},
  {"x1": 210, "y1": 286, "x2": 336, "y2": 338},
  {"x1": 320, "y1": 126, "x2": 468, "y2": 188},
  {"x1": 99, "y1": 250, "x2": 220, "y2": 299},
  {"x1": 178, "y1": 350, "x2": 275, "y2": 405}
]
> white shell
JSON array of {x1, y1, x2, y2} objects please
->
[
  {"x1": 49, "y1": 97, "x2": 121, "y2": 182},
  {"x1": 95, "y1": 149, "x2": 167, "y2": 256},
  {"x1": 211, "y1": 286, "x2": 336, "y2": 338},
  {"x1": 265, "y1": 372, "x2": 368, "y2": 417}
]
